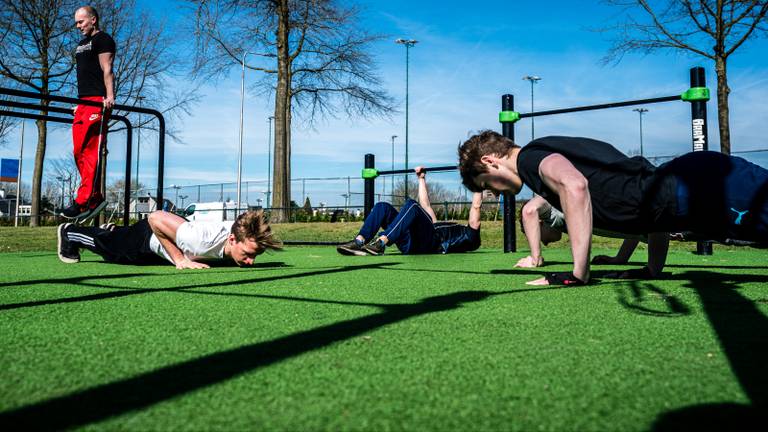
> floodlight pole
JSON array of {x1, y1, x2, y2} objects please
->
[
  {"x1": 522, "y1": 75, "x2": 541, "y2": 141},
  {"x1": 633, "y1": 108, "x2": 648, "y2": 156},
  {"x1": 267, "y1": 115, "x2": 274, "y2": 208},
  {"x1": 14, "y1": 120, "x2": 24, "y2": 227},
  {"x1": 396, "y1": 38, "x2": 418, "y2": 199},
  {"x1": 237, "y1": 51, "x2": 257, "y2": 213},
  {"x1": 390, "y1": 134, "x2": 397, "y2": 198}
]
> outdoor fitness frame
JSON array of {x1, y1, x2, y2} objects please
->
[
  {"x1": 0, "y1": 87, "x2": 166, "y2": 226},
  {"x1": 362, "y1": 66, "x2": 712, "y2": 255},
  {"x1": 0, "y1": 100, "x2": 133, "y2": 225}
]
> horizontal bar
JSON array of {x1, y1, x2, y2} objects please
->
[
  {"x1": 0, "y1": 109, "x2": 70, "y2": 124},
  {"x1": 0, "y1": 87, "x2": 158, "y2": 117},
  {"x1": 378, "y1": 165, "x2": 457, "y2": 176},
  {"x1": 520, "y1": 95, "x2": 680, "y2": 118},
  {"x1": 0, "y1": 102, "x2": 131, "y2": 127}
]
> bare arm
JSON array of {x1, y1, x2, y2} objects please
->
[
  {"x1": 147, "y1": 211, "x2": 209, "y2": 269},
  {"x1": 467, "y1": 192, "x2": 483, "y2": 230},
  {"x1": 98, "y1": 51, "x2": 115, "y2": 109},
  {"x1": 415, "y1": 166, "x2": 437, "y2": 223},
  {"x1": 515, "y1": 195, "x2": 548, "y2": 268},
  {"x1": 534, "y1": 154, "x2": 592, "y2": 284}
]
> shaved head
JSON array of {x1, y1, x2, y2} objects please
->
[{"x1": 75, "y1": 6, "x2": 99, "y2": 27}]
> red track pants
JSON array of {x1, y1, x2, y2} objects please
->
[{"x1": 72, "y1": 96, "x2": 109, "y2": 206}]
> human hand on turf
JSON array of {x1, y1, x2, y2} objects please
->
[
  {"x1": 415, "y1": 166, "x2": 426, "y2": 179},
  {"x1": 176, "y1": 257, "x2": 210, "y2": 270},
  {"x1": 526, "y1": 277, "x2": 550, "y2": 286},
  {"x1": 514, "y1": 255, "x2": 543, "y2": 268}
]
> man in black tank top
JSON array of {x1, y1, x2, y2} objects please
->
[{"x1": 458, "y1": 130, "x2": 768, "y2": 285}]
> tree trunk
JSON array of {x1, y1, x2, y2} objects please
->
[
  {"x1": 30, "y1": 117, "x2": 48, "y2": 227},
  {"x1": 271, "y1": 0, "x2": 291, "y2": 222},
  {"x1": 714, "y1": 55, "x2": 731, "y2": 155}
]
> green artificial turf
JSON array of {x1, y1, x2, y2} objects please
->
[{"x1": 1, "y1": 245, "x2": 767, "y2": 430}]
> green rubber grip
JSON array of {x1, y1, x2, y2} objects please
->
[
  {"x1": 681, "y1": 87, "x2": 710, "y2": 102},
  {"x1": 361, "y1": 168, "x2": 379, "y2": 179},
  {"x1": 499, "y1": 110, "x2": 521, "y2": 123}
]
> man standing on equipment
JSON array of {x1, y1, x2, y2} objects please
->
[{"x1": 60, "y1": 5, "x2": 115, "y2": 221}]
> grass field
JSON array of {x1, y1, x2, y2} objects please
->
[{"x1": 1, "y1": 225, "x2": 767, "y2": 430}]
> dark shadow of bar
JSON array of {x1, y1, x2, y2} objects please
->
[
  {"x1": 652, "y1": 270, "x2": 768, "y2": 430},
  {"x1": 0, "y1": 290, "x2": 492, "y2": 430}
]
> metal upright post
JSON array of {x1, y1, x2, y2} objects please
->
[
  {"x1": 364, "y1": 154, "x2": 375, "y2": 217},
  {"x1": 501, "y1": 94, "x2": 516, "y2": 253},
  {"x1": 689, "y1": 66, "x2": 712, "y2": 255}
]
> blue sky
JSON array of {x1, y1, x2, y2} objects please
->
[{"x1": 2, "y1": 0, "x2": 768, "y2": 206}]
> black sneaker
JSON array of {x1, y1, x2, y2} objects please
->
[
  {"x1": 57, "y1": 223, "x2": 80, "y2": 263},
  {"x1": 337, "y1": 239, "x2": 366, "y2": 256},
  {"x1": 362, "y1": 239, "x2": 386, "y2": 256},
  {"x1": 78, "y1": 198, "x2": 107, "y2": 223},
  {"x1": 99, "y1": 222, "x2": 116, "y2": 231},
  {"x1": 59, "y1": 202, "x2": 89, "y2": 220}
]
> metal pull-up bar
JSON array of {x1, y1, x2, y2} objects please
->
[
  {"x1": 0, "y1": 100, "x2": 134, "y2": 226},
  {"x1": 0, "y1": 87, "x2": 166, "y2": 205},
  {"x1": 498, "y1": 66, "x2": 712, "y2": 255}
]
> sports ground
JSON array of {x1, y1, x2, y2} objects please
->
[{"x1": 1, "y1": 224, "x2": 767, "y2": 430}]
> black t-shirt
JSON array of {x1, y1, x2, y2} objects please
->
[
  {"x1": 75, "y1": 31, "x2": 116, "y2": 97},
  {"x1": 433, "y1": 222, "x2": 481, "y2": 253},
  {"x1": 516, "y1": 136, "x2": 676, "y2": 234}
]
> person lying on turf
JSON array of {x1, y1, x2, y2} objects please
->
[
  {"x1": 337, "y1": 166, "x2": 483, "y2": 256},
  {"x1": 57, "y1": 209, "x2": 281, "y2": 268},
  {"x1": 458, "y1": 131, "x2": 768, "y2": 285}
]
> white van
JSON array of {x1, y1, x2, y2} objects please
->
[{"x1": 183, "y1": 201, "x2": 242, "y2": 222}]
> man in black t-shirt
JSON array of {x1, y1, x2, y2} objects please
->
[
  {"x1": 60, "y1": 6, "x2": 116, "y2": 221},
  {"x1": 337, "y1": 166, "x2": 482, "y2": 256},
  {"x1": 458, "y1": 130, "x2": 768, "y2": 285}
]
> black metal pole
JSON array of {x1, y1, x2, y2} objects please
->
[
  {"x1": 501, "y1": 94, "x2": 516, "y2": 253},
  {"x1": 364, "y1": 154, "x2": 375, "y2": 217},
  {"x1": 689, "y1": 66, "x2": 713, "y2": 255}
]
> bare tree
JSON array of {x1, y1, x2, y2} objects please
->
[
  {"x1": 0, "y1": 0, "x2": 197, "y2": 225},
  {"x1": 0, "y1": 88, "x2": 19, "y2": 146},
  {"x1": 0, "y1": 0, "x2": 76, "y2": 225},
  {"x1": 0, "y1": 114, "x2": 16, "y2": 148},
  {"x1": 188, "y1": 0, "x2": 394, "y2": 221},
  {"x1": 601, "y1": 0, "x2": 768, "y2": 154}
]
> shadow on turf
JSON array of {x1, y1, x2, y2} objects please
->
[
  {"x1": 0, "y1": 289, "x2": 497, "y2": 430},
  {"x1": 0, "y1": 262, "x2": 390, "y2": 312},
  {"x1": 614, "y1": 280, "x2": 691, "y2": 317},
  {"x1": 651, "y1": 270, "x2": 768, "y2": 429}
]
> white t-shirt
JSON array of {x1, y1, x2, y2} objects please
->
[{"x1": 149, "y1": 221, "x2": 234, "y2": 264}]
